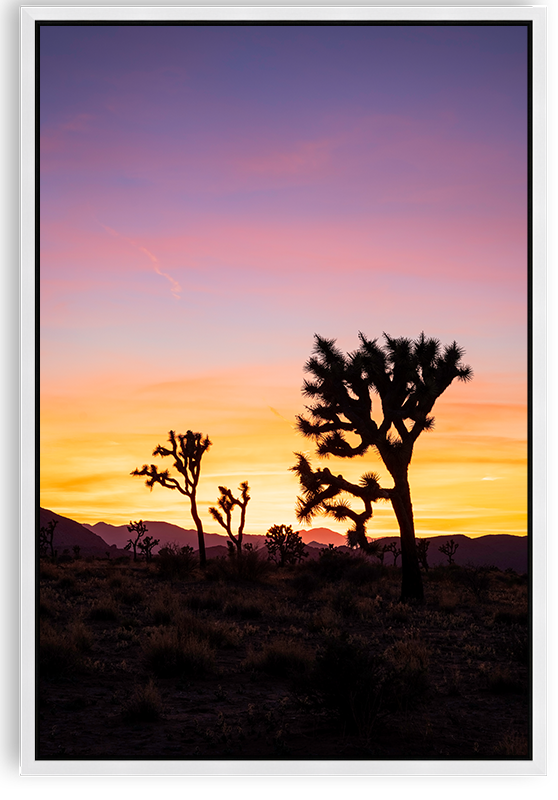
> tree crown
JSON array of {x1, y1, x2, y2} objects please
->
[{"x1": 297, "y1": 332, "x2": 472, "y2": 466}]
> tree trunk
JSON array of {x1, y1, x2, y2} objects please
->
[
  {"x1": 190, "y1": 496, "x2": 206, "y2": 568},
  {"x1": 390, "y1": 478, "x2": 424, "y2": 603}
]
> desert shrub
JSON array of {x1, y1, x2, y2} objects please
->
[
  {"x1": 313, "y1": 547, "x2": 354, "y2": 581},
  {"x1": 156, "y1": 542, "x2": 198, "y2": 579},
  {"x1": 55, "y1": 575, "x2": 79, "y2": 593},
  {"x1": 39, "y1": 587, "x2": 61, "y2": 618},
  {"x1": 312, "y1": 633, "x2": 384, "y2": 738},
  {"x1": 88, "y1": 597, "x2": 119, "y2": 622},
  {"x1": 354, "y1": 596, "x2": 382, "y2": 620},
  {"x1": 67, "y1": 620, "x2": 93, "y2": 652},
  {"x1": 493, "y1": 609, "x2": 528, "y2": 626},
  {"x1": 177, "y1": 611, "x2": 242, "y2": 648},
  {"x1": 330, "y1": 582, "x2": 359, "y2": 618},
  {"x1": 492, "y1": 732, "x2": 530, "y2": 757},
  {"x1": 344, "y1": 558, "x2": 381, "y2": 586},
  {"x1": 481, "y1": 664, "x2": 525, "y2": 695},
  {"x1": 40, "y1": 621, "x2": 91, "y2": 676},
  {"x1": 308, "y1": 606, "x2": 342, "y2": 632},
  {"x1": 289, "y1": 569, "x2": 319, "y2": 595},
  {"x1": 436, "y1": 586, "x2": 460, "y2": 613},
  {"x1": 441, "y1": 665, "x2": 462, "y2": 696},
  {"x1": 244, "y1": 639, "x2": 314, "y2": 677},
  {"x1": 454, "y1": 565, "x2": 492, "y2": 602},
  {"x1": 502, "y1": 630, "x2": 530, "y2": 665},
  {"x1": 39, "y1": 561, "x2": 60, "y2": 581},
  {"x1": 143, "y1": 628, "x2": 216, "y2": 678},
  {"x1": 121, "y1": 680, "x2": 163, "y2": 723},
  {"x1": 150, "y1": 588, "x2": 178, "y2": 625},
  {"x1": 205, "y1": 550, "x2": 271, "y2": 582},
  {"x1": 382, "y1": 636, "x2": 430, "y2": 709},
  {"x1": 223, "y1": 595, "x2": 264, "y2": 620},
  {"x1": 113, "y1": 583, "x2": 145, "y2": 605},
  {"x1": 185, "y1": 588, "x2": 226, "y2": 612},
  {"x1": 387, "y1": 602, "x2": 411, "y2": 624}
]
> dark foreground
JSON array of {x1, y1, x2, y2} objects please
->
[{"x1": 38, "y1": 549, "x2": 529, "y2": 760}]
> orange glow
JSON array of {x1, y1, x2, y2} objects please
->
[{"x1": 40, "y1": 364, "x2": 527, "y2": 539}]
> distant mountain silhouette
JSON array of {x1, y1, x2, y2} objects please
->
[
  {"x1": 374, "y1": 534, "x2": 527, "y2": 573},
  {"x1": 39, "y1": 508, "x2": 129, "y2": 557},
  {"x1": 83, "y1": 520, "x2": 269, "y2": 553},
  {"x1": 297, "y1": 527, "x2": 347, "y2": 546},
  {"x1": 45, "y1": 510, "x2": 527, "y2": 572}
]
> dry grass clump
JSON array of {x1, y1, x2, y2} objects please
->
[
  {"x1": 143, "y1": 628, "x2": 216, "y2": 677},
  {"x1": 311, "y1": 633, "x2": 384, "y2": 739},
  {"x1": 177, "y1": 610, "x2": 243, "y2": 648},
  {"x1": 203, "y1": 550, "x2": 272, "y2": 582},
  {"x1": 40, "y1": 561, "x2": 61, "y2": 581},
  {"x1": 223, "y1": 595, "x2": 265, "y2": 620},
  {"x1": 40, "y1": 620, "x2": 92, "y2": 676},
  {"x1": 244, "y1": 638, "x2": 315, "y2": 677},
  {"x1": 492, "y1": 731, "x2": 530, "y2": 757},
  {"x1": 112, "y1": 579, "x2": 145, "y2": 605},
  {"x1": 308, "y1": 606, "x2": 342, "y2": 633},
  {"x1": 480, "y1": 663, "x2": 525, "y2": 695},
  {"x1": 121, "y1": 680, "x2": 163, "y2": 723},
  {"x1": 88, "y1": 596, "x2": 119, "y2": 622},
  {"x1": 184, "y1": 587, "x2": 227, "y2": 613}
]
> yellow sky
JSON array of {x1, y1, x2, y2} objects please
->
[{"x1": 40, "y1": 363, "x2": 527, "y2": 539}]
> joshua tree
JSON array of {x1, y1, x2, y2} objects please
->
[
  {"x1": 209, "y1": 481, "x2": 250, "y2": 557},
  {"x1": 293, "y1": 332, "x2": 472, "y2": 602},
  {"x1": 265, "y1": 524, "x2": 308, "y2": 567},
  {"x1": 384, "y1": 541, "x2": 402, "y2": 567},
  {"x1": 138, "y1": 534, "x2": 160, "y2": 562},
  {"x1": 132, "y1": 430, "x2": 211, "y2": 567},
  {"x1": 439, "y1": 538, "x2": 459, "y2": 565},
  {"x1": 39, "y1": 519, "x2": 58, "y2": 558},
  {"x1": 416, "y1": 538, "x2": 430, "y2": 571},
  {"x1": 124, "y1": 519, "x2": 148, "y2": 562}
]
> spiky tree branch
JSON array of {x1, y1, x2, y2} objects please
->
[{"x1": 291, "y1": 452, "x2": 390, "y2": 552}]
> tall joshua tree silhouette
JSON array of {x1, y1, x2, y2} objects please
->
[
  {"x1": 292, "y1": 332, "x2": 472, "y2": 602},
  {"x1": 132, "y1": 430, "x2": 211, "y2": 567},
  {"x1": 209, "y1": 481, "x2": 250, "y2": 557}
]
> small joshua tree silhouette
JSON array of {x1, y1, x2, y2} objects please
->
[
  {"x1": 439, "y1": 538, "x2": 459, "y2": 565},
  {"x1": 384, "y1": 541, "x2": 402, "y2": 567},
  {"x1": 125, "y1": 520, "x2": 148, "y2": 562},
  {"x1": 265, "y1": 524, "x2": 308, "y2": 567},
  {"x1": 209, "y1": 481, "x2": 250, "y2": 557},
  {"x1": 39, "y1": 519, "x2": 58, "y2": 558},
  {"x1": 416, "y1": 538, "x2": 430, "y2": 571},
  {"x1": 138, "y1": 534, "x2": 160, "y2": 562}
]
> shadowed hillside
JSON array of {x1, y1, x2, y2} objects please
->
[{"x1": 39, "y1": 509, "x2": 129, "y2": 558}]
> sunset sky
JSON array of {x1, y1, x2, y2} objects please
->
[{"x1": 40, "y1": 23, "x2": 528, "y2": 539}]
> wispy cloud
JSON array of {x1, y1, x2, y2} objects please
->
[{"x1": 102, "y1": 225, "x2": 181, "y2": 298}]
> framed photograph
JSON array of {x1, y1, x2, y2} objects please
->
[{"x1": 21, "y1": 5, "x2": 547, "y2": 776}]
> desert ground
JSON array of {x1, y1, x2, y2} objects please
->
[{"x1": 38, "y1": 548, "x2": 529, "y2": 761}]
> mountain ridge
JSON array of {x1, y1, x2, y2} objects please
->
[{"x1": 40, "y1": 509, "x2": 527, "y2": 572}]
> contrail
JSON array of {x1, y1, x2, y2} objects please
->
[{"x1": 102, "y1": 224, "x2": 182, "y2": 299}]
